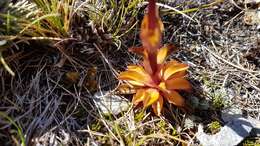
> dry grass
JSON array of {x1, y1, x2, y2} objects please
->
[{"x1": 0, "y1": 0, "x2": 259, "y2": 145}]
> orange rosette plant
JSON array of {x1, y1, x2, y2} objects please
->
[{"x1": 118, "y1": 0, "x2": 191, "y2": 116}]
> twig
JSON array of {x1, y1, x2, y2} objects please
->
[
  {"x1": 93, "y1": 43, "x2": 119, "y2": 77},
  {"x1": 0, "y1": 52, "x2": 15, "y2": 76},
  {"x1": 78, "y1": 129, "x2": 108, "y2": 137}
]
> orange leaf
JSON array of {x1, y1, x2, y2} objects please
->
[
  {"x1": 156, "y1": 44, "x2": 176, "y2": 64},
  {"x1": 167, "y1": 60, "x2": 180, "y2": 64},
  {"x1": 147, "y1": 0, "x2": 164, "y2": 31},
  {"x1": 127, "y1": 65, "x2": 155, "y2": 85},
  {"x1": 143, "y1": 88, "x2": 160, "y2": 108},
  {"x1": 167, "y1": 71, "x2": 187, "y2": 79},
  {"x1": 128, "y1": 47, "x2": 148, "y2": 58},
  {"x1": 157, "y1": 45, "x2": 169, "y2": 64},
  {"x1": 132, "y1": 89, "x2": 147, "y2": 105},
  {"x1": 160, "y1": 60, "x2": 178, "y2": 76},
  {"x1": 140, "y1": 15, "x2": 162, "y2": 49},
  {"x1": 118, "y1": 71, "x2": 151, "y2": 86},
  {"x1": 117, "y1": 83, "x2": 136, "y2": 94},
  {"x1": 165, "y1": 78, "x2": 191, "y2": 91},
  {"x1": 152, "y1": 95, "x2": 163, "y2": 116},
  {"x1": 163, "y1": 90, "x2": 185, "y2": 106},
  {"x1": 163, "y1": 63, "x2": 188, "y2": 80},
  {"x1": 127, "y1": 80, "x2": 146, "y2": 87},
  {"x1": 158, "y1": 81, "x2": 167, "y2": 91},
  {"x1": 127, "y1": 65, "x2": 148, "y2": 75},
  {"x1": 140, "y1": 0, "x2": 164, "y2": 50}
]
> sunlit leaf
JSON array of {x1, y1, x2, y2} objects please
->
[
  {"x1": 127, "y1": 65, "x2": 149, "y2": 76},
  {"x1": 132, "y1": 89, "x2": 147, "y2": 105},
  {"x1": 127, "y1": 80, "x2": 145, "y2": 87},
  {"x1": 152, "y1": 95, "x2": 163, "y2": 116},
  {"x1": 157, "y1": 45, "x2": 169, "y2": 64},
  {"x1": 165, "y1": 60, "x2": 181, "y2": 67},
  {"x1": 165, "y1": 78, "x2": 191, "y2": 91},
  {"x1": 158, "y1": 82, "x2": 167, "y2": 91},
  {"x1": 167, "y1": 70, "x2": 187, "y2": 79},
  {"x1": 140, "y1": 15, "x2": 162, "y2": 49},
  {"x1": 163, "y1": 90, "x2": 185, "y2": 107},
  {"x1": 140, "y1": 0, "x2": 163, "y2": 50},
  {"x1": 117, "y1": 83, "x2": 136, "y2": 94},
  {"x1": 118, "y1": 71, "x2": 152, "y2": 86},
  {"x1": 143, "y1": 88, "x2": 159, "y2": 107},
  {"x1": 163, "y1": 63, "x2": 188, "y2": 80}
]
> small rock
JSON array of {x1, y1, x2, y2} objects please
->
[
  {"x1": 221, "y1": 107, "x2": 260, "y2": 136},
  {"x1": 221, "y1": 107, "x2": 243, "y2": 122},
  {"x1": 184, "y1": 117, "x2": 195, "y2": 129},
  {"x1": 0, "y1": 40, "x2": 7, "y2": 46},
  {"x1": 197, "y1": 107, "x2": 260, "y2": 146},
  {"x1": 246, "y1": 116, "x2": 260, "y2": 137},
  {"x1": 197, "y1": 118, "x2": 253, "y2": 146},
  {"x1": 93, "y1": 91, "x2": 130, "y2": 115}
]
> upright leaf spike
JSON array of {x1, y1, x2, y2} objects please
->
[
  {"x1": 147, "y1": 0, "x2": 157, "y2": 29},
  {"x1": 118, "y1": 0, "x2": 192, "y2": 116},
  {"x1": 140, "y1": 0, "x2": 163, "y2": 50}
]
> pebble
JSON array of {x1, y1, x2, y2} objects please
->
[{"x1": 93, "y1": 91, "x2": 130, "y2": 115}]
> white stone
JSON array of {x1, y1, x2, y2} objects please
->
[
  {"x1": 197, "y1": 118, "x2": 253, "y2": 146},
  {"x1": 93, "y1": 91, "x2": 130, "y2": 115}
]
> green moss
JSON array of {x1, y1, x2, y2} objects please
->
[
  {"x1": 156, "y1": 120, "x2": 168, "y2": 133},
  {"x1": 134, "y1": 110, "x2": 145, "y2": 122},
  {"x1": 212, "y1": 92, "x2": 226, "y2": 109},
  {"x1": 90, "y1": 120, "x2": 102, "y2": 131},
  {"x1": 208, "y1": 121, "x2": 221, "y2": 134}
]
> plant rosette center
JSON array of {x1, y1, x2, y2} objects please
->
[{"x1": 118, "y1": 58, "x2": 191, "y2": 116}]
